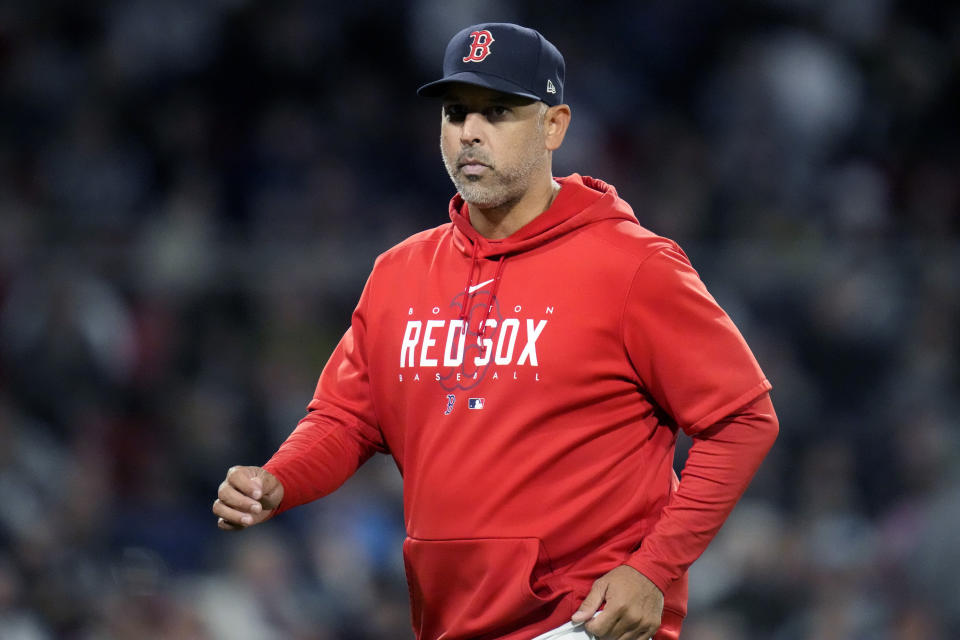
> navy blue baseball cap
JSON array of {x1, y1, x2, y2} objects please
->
[{"x1": 417, "y1": 23, "x2": 565, "y2": 106}]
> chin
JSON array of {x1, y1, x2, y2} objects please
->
[
  {"x1": 458, "y1": 187, "x2": 498, "y2": 207},
  {"x1": 461, "y1": 193, "x2": 493, "y2": 207}
]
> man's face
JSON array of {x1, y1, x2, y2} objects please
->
[{"x1": 439, "y1": 84, "x2": 549, "y2": 209}]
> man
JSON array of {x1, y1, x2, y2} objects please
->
[{"x1": 213, "y1": 23, "x2": 778, "y2": 640}]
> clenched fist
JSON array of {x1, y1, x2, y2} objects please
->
[{"x1": 212, "y1": 465, "x2": 284, "y2": 531}]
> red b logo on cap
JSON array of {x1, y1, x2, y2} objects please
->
[{"x1": 462, "y1": 30, "x2": 494, "y2": 62}]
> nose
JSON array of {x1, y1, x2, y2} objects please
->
[{"x1": 460, "y1": 112, "x2": 485, "y2": 146}]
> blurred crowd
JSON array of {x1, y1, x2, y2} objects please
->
[{"x1": 0, "y1": 1, "x2": 958, "y2": 639}]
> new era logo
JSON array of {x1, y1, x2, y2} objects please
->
[
  {"x1": 468, "y1": 398, "x2": 485, "y2": 409},
  {"x1": 546, "y1": 79, "x2": 557, "y2": 94}
]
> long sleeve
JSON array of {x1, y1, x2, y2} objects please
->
[
  {"x1": 263, "y1": 399, "x2": 387, "y2": 516},
  {"x1": 625, "y1": 393, "x2": 779, "y2": 593},
  {"x1": 618, "y1": 243, "x2": 776, "y2": 592},
  {"x1": 621, "y1": 245, "x2": 772, "y2": 435},
  {"x1": 263, "y1": 274, "x2": 388, "y2": 515}
]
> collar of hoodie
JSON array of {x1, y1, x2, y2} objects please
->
[{"x1": 447, "y1": 174, "x2": 638, "y2": 337}]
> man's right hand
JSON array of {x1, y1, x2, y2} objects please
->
[{"x1": 213, "y1": 466, "x2": 284, "y2": 530}]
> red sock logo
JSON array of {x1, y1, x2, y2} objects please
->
[{"x1": 462, "y1": 30, "x2": 495, "y2": 62}]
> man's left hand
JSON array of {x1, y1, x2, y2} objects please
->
[{"x1": 571, "y1": 565, "x2": 664, "y2": 640}]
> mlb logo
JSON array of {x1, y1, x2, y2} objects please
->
[{"x1": 468, "y1": 398, "x2": 485, "y2": 410}]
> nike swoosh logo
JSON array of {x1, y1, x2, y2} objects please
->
[{"x1": 468, "y1": 278, "x2": 495, "y2": 294}]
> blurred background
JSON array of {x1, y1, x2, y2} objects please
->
[{"x1": 0, "y1": 0, "x2": 957, "y2": 638}]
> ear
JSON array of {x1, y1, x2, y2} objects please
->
[{"x1": 544, "y1": 104, "x2": 572, "y2": 151}]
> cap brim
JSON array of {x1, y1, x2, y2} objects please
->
[{"x1": 417, "y1": 71, "x2": 541, "y2": 102}]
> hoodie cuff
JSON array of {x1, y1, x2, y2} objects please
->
[{"x1": 623, "y1": 553, "x2": 676, "y2": 597}]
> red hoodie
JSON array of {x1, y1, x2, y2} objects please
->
[{"x1": 264, "y1": 174, "x2": 775, "y2": 639}]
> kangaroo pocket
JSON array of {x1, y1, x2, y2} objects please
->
[{"x1": 403, "y1": 536, "x2": 564, "y2": 640}]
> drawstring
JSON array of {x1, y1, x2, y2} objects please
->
[
  {"x1": 479, "y1": 255, "x2": 506, "y2": 338},
  {"x1": 459, "y1": 241, "x2": 481, "y2": 324}
]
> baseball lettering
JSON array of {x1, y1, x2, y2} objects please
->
[
  {"x1": 462, "y1": 30, "x2": 495, "y2": 62},
  {"x1": 400, "y1": 318, "x2": 545, "y2": 368}
]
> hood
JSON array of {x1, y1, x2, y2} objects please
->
[
  {"x1": 449, "y1": 174, "x2": 638, "y2": 258},
  {"x1": 447, "y1": 174, "x2": 639, "y2": 338}
]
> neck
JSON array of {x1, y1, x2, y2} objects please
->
[{"x1": 468, "y1": 175, "x2": 561, "y2": 240}]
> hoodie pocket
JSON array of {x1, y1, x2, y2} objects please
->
[{"x1": 403, "y1": 536, "x2": 562, "y2": 640}]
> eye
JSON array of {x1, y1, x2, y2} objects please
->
[
  {"x1": 484, "y1": 105, "x2": 510, "y2": 120},
  {"x1": 443, "y1": 104, "x2": 466, "y2": 122}
]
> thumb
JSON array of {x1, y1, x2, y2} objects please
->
[{"x1": 571, "y1": 579, "x2": 607, "y2": 624}]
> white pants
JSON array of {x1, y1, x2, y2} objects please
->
[{"x1": 530, "y1": 620, "x2": 595, "y2": 640}]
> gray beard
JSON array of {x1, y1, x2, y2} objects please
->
[{"x1": 441, "y1": 145, "x2": 545, "y2": 209}]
